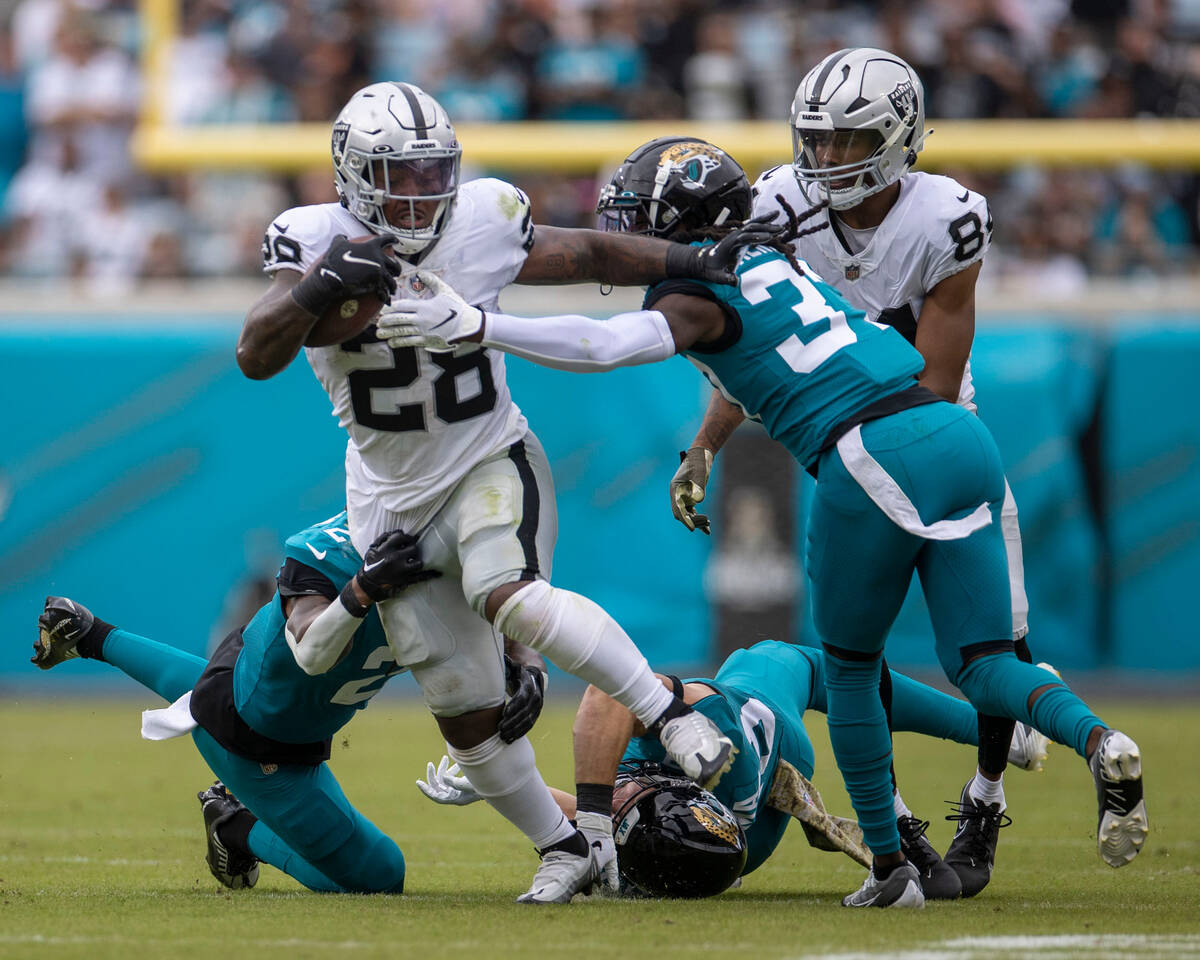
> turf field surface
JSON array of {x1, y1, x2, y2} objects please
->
[{"x1": 2, "y1": 696, "x2": 1197, "y2": 960}]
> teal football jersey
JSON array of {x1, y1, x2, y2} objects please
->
[
  {"x1": 232, "y1": 513, "x2": 399, "y2": 743},
  {"x1": 623, "y1": 643, "x2": 820, "y2": 875},
  {"x1": 648, "y1": 245, "x2": 924, "y2": 468}
]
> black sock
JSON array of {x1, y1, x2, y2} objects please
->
[
  {"x1": 575, "y1": 783, "x2": 614, "y2": 816},
  {"x1": 977, "y1": 713, "x2": 1015, "y2": 778},
  {"x1": 874, "y1": 860, "x2": 899, "y2": 880},
  {"x1": 76, "y1": 617, "x2": 117, "y2": 661},
  {"x1": 1014, "y1": 635, "x2": 1033, "y2": 663},
  {"x1": 218, "y1": 809, "x2": 258, "y2": 855},
  {"x1": 646, "y1": 697, "x2": 690, "y2": 737},
  {"x1": 540, "y1": 827, "x2": 588, "y2": 858}
]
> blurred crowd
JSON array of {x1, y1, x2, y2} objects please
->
[{"x1": 1, "y1": 0, "x2": 1199, "y2": 292}]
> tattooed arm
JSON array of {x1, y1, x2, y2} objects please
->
[{"x1": 514, "y1": 219, "x2": 781, "y2": 287}]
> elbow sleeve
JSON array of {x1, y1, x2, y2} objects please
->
[{"x1": 482, "y1": 309, "x2": 676, "y2": 372}]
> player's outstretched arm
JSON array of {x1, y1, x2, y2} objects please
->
[
  {"x1": 514, "y1": 217, "x2": 782, "y2": 288},
  {"x1": 377, "y1": 275, "x2": 726, "y2": 373},
  {"x1": 913, "y1": 261, "x2": 981, "y2": 403}
]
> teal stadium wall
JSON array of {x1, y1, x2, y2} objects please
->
[{"x1": 4, "y1": 317, "x2": 1198, "y2": 688}]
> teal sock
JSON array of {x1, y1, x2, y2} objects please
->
[
  {"x1": 957, "y1": 654, "x2": 1104, "y2": 759},
  {"x1": 100, "y1": 628, "x2": 207, "y2": 703},
  {"x1": 823, "y1": 651, "x2": 899, "y2": 856},
  {"x1": 886, "y1": 667, "x2": 978, "y2": 746}
]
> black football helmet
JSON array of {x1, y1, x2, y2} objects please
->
[
  {"x1": 612, "y1": 762, "x2": 747, "y2": 898},
  {"x1": 596, "y1": 136, "x2": 752, "y2": 239}
]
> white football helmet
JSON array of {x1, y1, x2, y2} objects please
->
[
  {"x1": 331, "y1": 82, "x2": 461, "y2": 256},
  {"x1": 790, "y1": 48, "x2": 928, "y2": 210}
]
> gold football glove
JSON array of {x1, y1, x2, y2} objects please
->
[{"x1": 670, "y1": 446, "x2": 714, "y2": 534}]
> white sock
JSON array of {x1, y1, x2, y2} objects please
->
[
  {"x1": 494, "y1": 580, "x2": 674, "y2": 727},
  {"x1": 968, "y1": 769, "x2": 1006, "y2": 810},
  {"x1": 447, "y1": 733, "x2": 575, "y2": 851},
  {"x1": 893, "y1": 791, "x2": 912, "y2": 819}
]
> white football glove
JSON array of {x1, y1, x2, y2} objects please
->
[
  {"x1": 376, "y1": 271, "x2": 484, "y2": 352},
  {"x1": 576, "y1": 810, "x2": 619, "y2": 892},
  {"x1": 415, "y1": 755, "x2": 481, "y2": 806}
]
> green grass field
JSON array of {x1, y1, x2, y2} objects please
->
[{"x1": 3, "y1": 695, "x2": 1198, "y2": 959}]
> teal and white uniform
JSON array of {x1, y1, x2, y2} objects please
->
[
  {"x1": 644, "y1": 248, "x2": 1032, "y2": 857},
  {"x1": 622, "y1": 641, "x2": 983, "y2": 875},
  {"x1": 94, "y1": 512, "x2": 407, "y2": 894}
]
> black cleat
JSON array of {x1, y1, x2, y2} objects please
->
[
  {"x1": 943, "y1": 781, "x2": 1011, "y2": 897},
  {"x1": 32, "y1": 596, "x2": 95, "y2": 669},
  {"x1": 198, "y1": 782, "x2": 259, "y2": 890},
  {"x1": 897, "y1": 814, "x2": 962, "y2": 900}
]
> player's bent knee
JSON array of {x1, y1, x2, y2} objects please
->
[
  {"x1": 481, "y1": 578, "x2": 532, "y2": 623},
  {"x1": 1026, "y1": 682, "x2": 1058, "y2": 714}
]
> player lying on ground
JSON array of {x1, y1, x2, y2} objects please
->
[
  {"x1": 32, "y1": 512, "x2": 543, "y2": 894},
  {"x1": 417, "y1": 640, "x2": 1049, "y2": 899},
  {"x1": 681, "y1": 46, "x2": 1041, "y2": 898},
  {"x1": 237, "y1": 81, "x2": 781, "y2": 903},
  {"x1": 376, "y1": 137, "x2": 1148, "y2": 909}
]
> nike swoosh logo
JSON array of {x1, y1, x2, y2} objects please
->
[
  {"x1": 273, "y1": 222, "x2": 290, "y2": 234},
  {"x1": 957, "y1": 190, "x2": 970, "y2": 202},
  {"x1": 432, "y1": 308, "x2": 458, "y2": 331},
  {"x1": 342, "y1": 250, "x2": 381, "y2": 267},
  {"x1": 306, "y1": 544, "x2": 327, "y2": 560},
  {"x1": 362, "y1": 558, "x2": 386, "y2": 572},
  {"x1": 319, "y1": 267, "x2": 340, "y2": 281}
]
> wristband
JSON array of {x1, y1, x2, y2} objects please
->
[
  {"x1": 290, "y1": 272, "x2": 339, "y2": 318},
  {"x1": 575, "y1": 782, "x2": 615, "y2": 816},
  {"x1": 339, "y1": 580, "x2": 370, "y2": 618}
]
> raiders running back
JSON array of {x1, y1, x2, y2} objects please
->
[
  {"x1": 262, "y1": 177, "x2": 536, "y2": 516},
  {"x1": 752, "y1": 166, "x2": 991, "y2": 411}
]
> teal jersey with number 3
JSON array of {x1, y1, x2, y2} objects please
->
[
  {"x1": 232, "y1": 512, "x2": 399, "y2": 743},
  {"x1": 649, "y1": 246, "x2": 924, "y2": 468}
]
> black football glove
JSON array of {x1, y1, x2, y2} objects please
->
[
  {"x1": 355, "y1": 529, "x2": 441, "y2": 604},
  {"x1": 663, "y1": 212, "x2": 785, "y2": 285},
  {"x1": 290, "y1": 234, "x2": 401, "y2": 317},
  {"x1": 32, "y1": 596, "x2": 95, "y2": 669},
  {"x1": 497, "y1": 655, "x2": 547, "y2": 744}
]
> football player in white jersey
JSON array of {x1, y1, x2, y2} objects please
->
[
  {"x1": 676, "y1": 48, "x2": 1032, "y2": 899},
  {"x1": 235, "y1": 82, "x2": 779, "y2": 904}
]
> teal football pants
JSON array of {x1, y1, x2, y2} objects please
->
[
  {"x1": 99, "y1": 627, "x2": 406, "y2": 893},
  {"x1": 805, "y1": 403, "x2": 1102, "y2": 856}
]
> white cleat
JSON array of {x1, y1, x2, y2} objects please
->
[
  {"x1": 842, "y1": 861, "x2": 926, "y2": 909},
  {"x1": 659, "y1": 711, "x2": 737, "y2": 790},
  {"x1": 515, "y1": 833, "x2": 604, "y2": 905},
  {"x1": 1008, "y1": 721, "x2": 1050, "y2": 772},
  {"x1": 1090, "y1": 729, "x2": 1148, "y2": 868}
]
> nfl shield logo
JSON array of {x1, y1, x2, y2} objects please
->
[{"x1": 845, "y1": 264, "x2": 861, "y2": 280}]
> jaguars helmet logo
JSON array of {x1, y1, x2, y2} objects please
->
[
  {"x1": 690, "y1": 802, "x2": 740, "y2": 845},
  {"x1": 658, "y1": 141, "x2": 725, "y2": 191},
  {"x1": 887, "y1": 81, "x2": 918, "y2": 125}
]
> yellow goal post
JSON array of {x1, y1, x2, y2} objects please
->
[{"x1": 135, "y1": 0, "x2": 1200, "y2": 174}]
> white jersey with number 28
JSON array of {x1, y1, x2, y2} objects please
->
[
  {"x1": 261, "y1": 178, "x2": 537, "y2": 514},
  {"x1": 752, "y1": 168, "x2": 991, "y2": 411}
]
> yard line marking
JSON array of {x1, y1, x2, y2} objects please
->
[{"x1": 790, "y1": 933, "x2": 1200, "y2": 960}]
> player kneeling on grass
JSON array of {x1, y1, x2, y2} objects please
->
[
  {"x1": 416, "y1": 640, "x2": 1050, "y2": 900},
  {"x1": 381, "y1": 136, "x2": 1149, "y2": 908},
  {"x1": 31, "y1": 511, "x2": 545, "y2": 894}
]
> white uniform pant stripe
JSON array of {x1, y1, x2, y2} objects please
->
[{"x1": 836, "y1": 425, "x2": 993, "y2": 541}]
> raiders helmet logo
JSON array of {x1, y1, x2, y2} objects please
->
[
  {"x1": 887, "y1": 81, "x2": 918, "y2": 124},
  {"x1": 331, "y1": 122, "x2": 351, "y2": 163},
  {"x1": 659, "y1": 141, "x2": 725, "y2": 191}
]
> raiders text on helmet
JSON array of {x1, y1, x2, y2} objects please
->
[
  {"x1": 790, "y1": 48, "x2": 929, "y2": 210},
  {"x1": 612, "y1": 764, "x2": 747, "y2": 898},
  {"x1": 331, "y1": 82, "x2": 461, "y2": 256},
  {"x1": 596, "y1": 136, "x2": 751, "y2": 239}
]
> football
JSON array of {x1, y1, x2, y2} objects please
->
[{"x1": 305, "y1": 292, "x2": 384, "y2": 347}]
